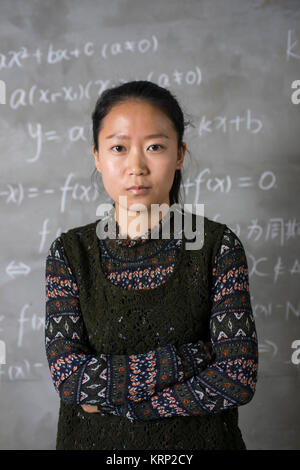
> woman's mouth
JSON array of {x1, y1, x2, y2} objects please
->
[{"x1": 127, "y1": 187, "x2": 150, "y2": 195}]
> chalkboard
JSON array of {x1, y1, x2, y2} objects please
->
[{"x1": 0, "y1": 0, "x2": 299, "y2": 450}]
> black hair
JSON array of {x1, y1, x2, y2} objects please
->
[{"x1": 91, "y1": 80, "x2": 193, "y2": 207}]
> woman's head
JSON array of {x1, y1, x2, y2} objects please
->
[{"x1": 91, "y1": 80, "x2": 190, "y2": 213}]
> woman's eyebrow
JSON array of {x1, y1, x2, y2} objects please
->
[{"x1": 105, "y1": 133, "x2": 170, "y2": 140}]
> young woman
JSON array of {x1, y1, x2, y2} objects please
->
[{"x1": 44, "y1": 80, "x2": 258, "y2": 450}]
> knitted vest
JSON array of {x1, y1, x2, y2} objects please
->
[{"x1": 57, "y1": 211, "x2": 247, "y2": 450}]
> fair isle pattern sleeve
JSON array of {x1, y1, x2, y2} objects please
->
[
  {"x1": 125, "y1": 228, "x2": 259, "y2": 421},
  {"x1": 44, "y1": 237, "x2": 212, "y2": 409}
]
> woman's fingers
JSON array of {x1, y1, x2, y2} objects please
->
[{"x1": 81, "y1": 404, "x2": 100, "y2": 413}]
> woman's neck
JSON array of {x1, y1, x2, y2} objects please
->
[{"x1": 114, "y1": 202, "x2": 171, "y2": 240}]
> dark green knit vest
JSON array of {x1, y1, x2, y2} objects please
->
[{"x1": 56, "y1": 211, "x2": 247, "y2": 450}]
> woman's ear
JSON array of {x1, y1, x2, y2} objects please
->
[
  {"x1": 176, "y1": 141, "x2": 186, "y2": 169},
  {"x1": 92, "y1": 145, "x2": 101, "y2": 174}
]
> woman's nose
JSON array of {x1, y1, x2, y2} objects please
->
[
  {"x1": 128, "y1": 166, "x2": 146, "y2": 175},
  {"x1": 127, "y1": 151, "x2": 148, "y2": 174}
]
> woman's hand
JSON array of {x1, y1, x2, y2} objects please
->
[{"x1": 81, "y1": 404, "x2": 100, "y2": 413}]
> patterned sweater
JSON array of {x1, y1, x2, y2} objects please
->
[{"x1": 44, "y1": 208, "x2": 258, "y2": 449}]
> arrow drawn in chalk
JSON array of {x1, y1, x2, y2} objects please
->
[{"x1": 6, "y1": 261, "x2": 31, "y2": 279}]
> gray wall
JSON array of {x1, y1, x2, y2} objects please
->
[{"x1": 0, "y1": 0, "x2": 299, "y2": 450}]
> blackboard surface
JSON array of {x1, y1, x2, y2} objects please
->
[{"x1": 0, "y1": 0, "x2": 299, "y2": 450}]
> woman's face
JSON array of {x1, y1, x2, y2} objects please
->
[{"x1": 92, "y1": 99, "x2": 186, "y2": 213}]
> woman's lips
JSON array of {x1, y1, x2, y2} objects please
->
[{"x1": 127, "y1": 187, "x2": 150, "y2": 195}]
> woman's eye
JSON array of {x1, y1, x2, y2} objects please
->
[
  {"x1": 111, "y1": 144, "x2": 163, "y2": 152},
  {"x1": 111, "y1": 145, "x2": 124, "y2": 152},
  {"x1": 148, "y1": 144, "x2": 163, "y2": 151}
]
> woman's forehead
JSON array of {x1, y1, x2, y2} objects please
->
[{"x1": 100, "y1": 102, "x2": 175, "y2": 135}]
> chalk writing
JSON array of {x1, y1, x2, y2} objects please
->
[
  {"x1": 6, "y1": 262, "x2": 30, "y2": 279},
  {"x1": 0, "y1": 360, "x2": 43, "y2": 381},
  {"x1": 211, "y1": 219, "x2": 300, "y2": 247},
  {"x1": 9, "y1": 66, "x2": 201, "y2": 109},
  {"x1": 0, "y1": 170, "x2": 278, "y2": 214},
  {"x1": 248, "y1": 254, "x2": 300, "y2": 282},
  {"x1": 37, "y1": 219, "x2": 62, "y2": 254},
  {"x1": 253, "y1": 301, "x2": 300, "y2": 321},
  {"x1": 27, "y1": 123, "x2": 87, "y2": 163},
  {"x1": 0, "y1": 36, "x2": 158, "y2": 70},
  {"x1": 146, "y1": 66, "x2": 202, "y2": 87},
  {"x1": 183, "y1": 169, "x2": 276, "y2": 203},
  {"x1": 0, "y1": 175, "x2": 99, "y2": 210},
  {"x1": 198, "y1": 109, "x2": 262, "y2": 135},
  {"x1": 17, "y1": 304, "x2": 45, "y2": 348},
  {"x1": 247, "y1": 218, "x2": 300, "y2": 245},
  {"x1": 258, "y1": 340, "x2": 278, "y2": 357},
  {"x1": 287, "y1": 30, "x2": 300, "y2": 61}
]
